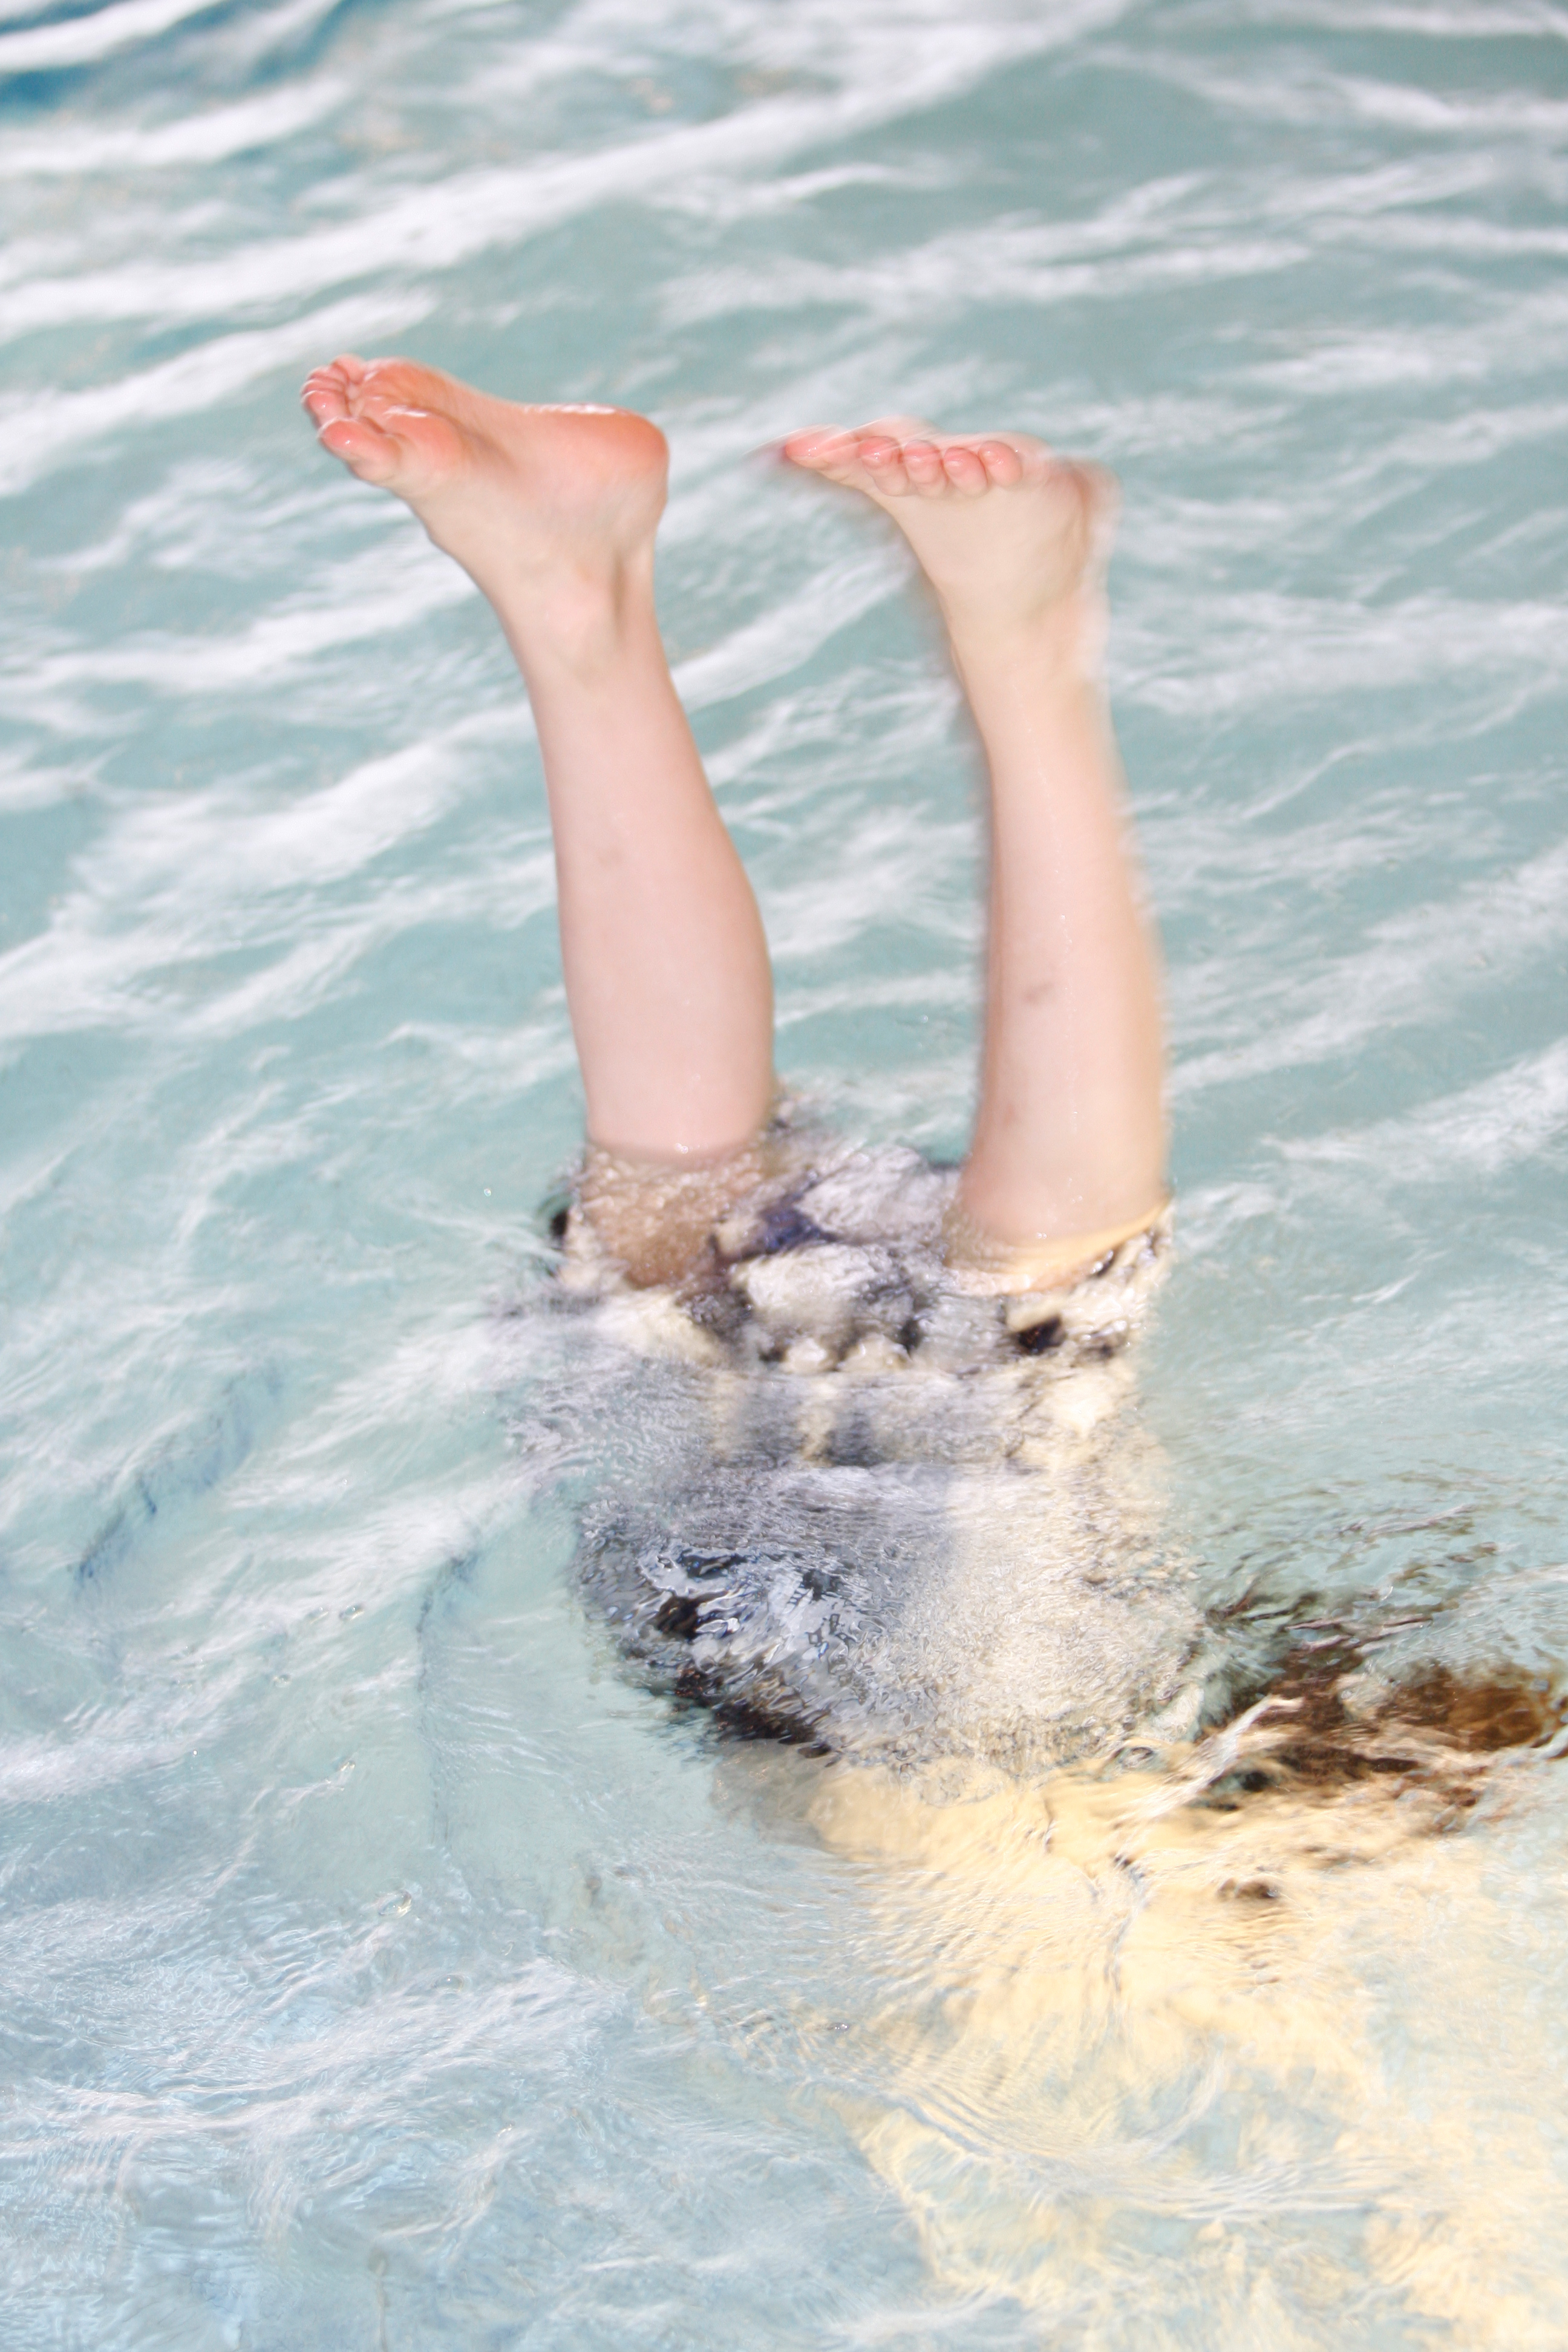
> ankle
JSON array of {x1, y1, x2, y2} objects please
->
[
  {"x1": 495, "y1": 547, "x2": 658, "y2": 680},
  {"x1": 946, "y1": 586, "x2": 1107, "y2": 691}
]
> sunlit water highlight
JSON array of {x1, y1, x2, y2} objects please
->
[{"x1": 2, "y1": 1, "x2": 1567, "y2": 2344}]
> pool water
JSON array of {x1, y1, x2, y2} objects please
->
[{"x1": 3, "y1": 0, "x2": 1567, "y2": 2343}]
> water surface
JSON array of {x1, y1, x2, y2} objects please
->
[{"x1": 2, "y1": 0, "x2": 1567, "y2": 2343}]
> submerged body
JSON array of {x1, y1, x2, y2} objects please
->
[
  {"x1": 514, "y1": 1144, "x2": 1564, "y2": 2335},
  {"x1": 555, "y1": 1127, "x2": 1183, "y2": 1771}
]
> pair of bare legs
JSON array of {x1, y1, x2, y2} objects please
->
[{"x1": 301, "y1": 356, "x2": 1166, "y2": 1285}]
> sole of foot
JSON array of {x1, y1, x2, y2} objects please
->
[
  {"x1": 779, "y1": 417, "x2": 1116, "y2": 644},
  {"x1": 301, "y1": 354, "x2": 670, "y2": 605}
]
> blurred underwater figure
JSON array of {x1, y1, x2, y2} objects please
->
[
  {"x1": 545, "y1": 1248, "x2": 1566, "y2": 2340},
  {"x1": 536, "y1": 1246, "x2": 1567, "y2": 2342}
]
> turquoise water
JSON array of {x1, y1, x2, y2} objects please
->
[{"x1": 4, "y1": 1, "x2": 1568, "y2": 2343}]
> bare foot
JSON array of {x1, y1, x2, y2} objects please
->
[
  {"x1": 778, "y1": 416, "x2": 1115, "y2": 660},
  {"x1": 301, "y1": 354, "x2": 668, "y2": 647}
]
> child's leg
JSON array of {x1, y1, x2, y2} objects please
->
[
  {"x1": 302, "y1": 358, "x2": 775, "y2": 1178},
  {"x1": 781, "y1": 422, "x2": 1165, "y2": 1266}
]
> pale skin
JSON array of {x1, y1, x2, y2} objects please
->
[{"x1": 300, "y1": 356, "x2": 1166, "y2": 1281}]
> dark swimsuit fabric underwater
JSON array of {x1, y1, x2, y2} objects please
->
[{"x1": 544, "y1": 1129, "x2": 1182, "y2": 1769}]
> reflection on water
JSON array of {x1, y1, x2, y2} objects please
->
[{"x1": 3, "y1": 0, "x2": 1567, "y2": 2340}]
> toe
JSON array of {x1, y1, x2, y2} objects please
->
[
  {"x1": 315, "y1": 415, "x2": 399, "y2": 482},
  {"x1": 779, "y1": 426, "x2": 856, "y2": 474},
  {"x1": 901, "y1": 440, "x2": 949, "y2": 498},
  {"x1": 941, "y1": 445, "x2": 988, "y2": 496},
  {"x1": 301, "y1": 383, "x2": 339, "y2": 425},
  {"x1": 976, "y1": 440, "x2": 1025, "y2": 488},
  {"x1": 304, "y1": 354, "x2": 365, "y2": 403},
  {"x1": 857, "y1": 435, "x2": 911, "y2": 494}
]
